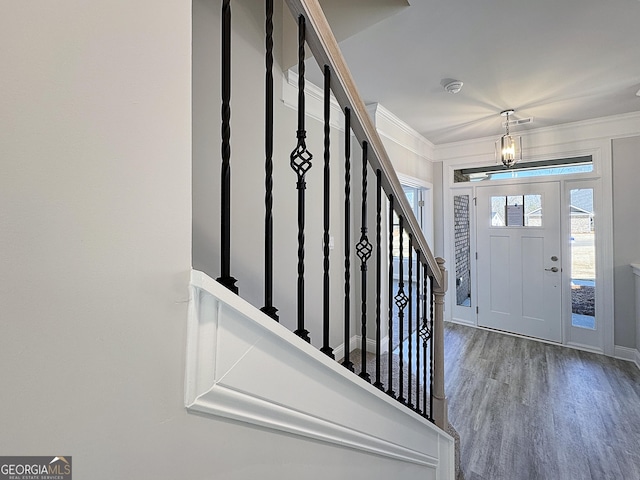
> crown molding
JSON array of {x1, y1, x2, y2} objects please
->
[{"x1": 367, "y1": 103, "x2": 435, "y2": 161}]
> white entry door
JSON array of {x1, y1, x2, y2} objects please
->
[{"x1": 476, "y1": 182, "x2": 562, "y2": 342}]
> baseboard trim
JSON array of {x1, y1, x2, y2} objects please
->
[
  {"x1": 334, "y1": 335, "x2": 390, "y2": 361},
  {"x1": 615, "y1": 345, "x2": 640, "y2": 370},
  {"x1": 614, "y1": 345, "x2": 636, "y2": 361},
  {"x1": 447, "y1": 318, "x2": 475, "y2": 327}
]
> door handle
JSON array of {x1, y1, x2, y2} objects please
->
[{"x1": 545, "y1": 267, "x2": 559, "y2": 272}]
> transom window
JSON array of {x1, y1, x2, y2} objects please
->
[{"x1": 454, "y1": 156, "x2": 592, "y2": 183}]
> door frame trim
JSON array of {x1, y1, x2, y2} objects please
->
[{"x1": 445, "y1": 159, "x2": 613, "y2": 355}]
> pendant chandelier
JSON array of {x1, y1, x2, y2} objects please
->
[{"x1": 495, "y1": 109, "x2": 522, "y2": 168}]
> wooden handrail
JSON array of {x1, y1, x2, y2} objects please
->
[{"x1": 285, "y1": 0, "x2": 444, "y2": 289}]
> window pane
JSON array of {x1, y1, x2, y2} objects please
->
[
  {"x1": 491, "y1": 196, "x2": 506, "y2": 226},
  {"x1": 490, "y1": 194, "x2": 542, "y2": 227},
  {"x1": 570, "y1": 188, "x2": 596, "y2": 329},
  {"x1": 453, "y1": 156, "x2": 593, "y2": 183},
  {"x1": 392, "y1": 211, "x2": 411, "y2": 259},
  {"x1": 393, "y1": 186, "x2": 423, "y2": 259},
  {"x1": 454, "y1": 195, "x2": 471, "y2": 307},
  {"x1": 524, "y1": 194, "x2": 542, "y2": 226},
  {"x1": 403, "y1": 187, "x2": 415, "y2": 211}
]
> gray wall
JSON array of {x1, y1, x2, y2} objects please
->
[{"x1": 612, "y1": 136, "x2": 640, "y2": 349}]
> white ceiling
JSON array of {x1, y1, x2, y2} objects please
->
[{"x1": 314, "y1": 0, "x2": 640, "y2": 145}]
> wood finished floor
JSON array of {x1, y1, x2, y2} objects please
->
[{"x1": 445, "y1": 322, "x2": 640, "y2": 480}]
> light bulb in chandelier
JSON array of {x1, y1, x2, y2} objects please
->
[{"x1": 495, "y1": 109, "x2": 522, "y2": 168}]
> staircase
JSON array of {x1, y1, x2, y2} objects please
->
[{"x1": 190, "y1": 1, "x2": 455, "y2": 478}]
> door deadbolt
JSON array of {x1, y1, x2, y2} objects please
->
[
  {"x1": 545, "y1": 266, "x2": 559, "y2": 272},
  {"x1": 551, "y1": 256, "x2": 558, "y2": 262}
]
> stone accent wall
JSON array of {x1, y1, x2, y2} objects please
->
[{"x1": 454, "y1": 195, "x2": 471, "y2": 305}]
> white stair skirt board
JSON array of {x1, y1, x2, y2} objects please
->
[{"x1": 186, "y1": 270, "x2": 455, "y2": 479}]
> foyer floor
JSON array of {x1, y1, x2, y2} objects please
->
[{"x1": 444, "y1": 322, "x2": 640, "y2": 480}]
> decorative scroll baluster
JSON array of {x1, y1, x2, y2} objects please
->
[
  {"x1": 321, "y1": 65, "x2": 334, "y2": 358},
  {"x1": 357, "y1": 142, "x2": 373, "y2": 382},
  {"x1": 395, "y1": 217, "x2": 408, "y2": 404},
  {"x1": 415, "y1": 252, "x2": 421, "y2": 413},
  {"x1": 387, "y1": 195, "x2": 395, "y2": 397},
  {"x1": 407, "y1": 235, "x2": 413, "y2": 409},
  {"x1": 290, "y1": 14, "x2": 312, "y2": 342},
  {"x1": 217, "y1": 0, "x2": 238, "y2": 294},
  {"x1": 342, "y1": 108, "x2": 354, "y2": 371},
  {"x1": 419, "y1": 264, "x2": 430, "y2": 418},
  {"x1": 374, "y1": 170, "x2": 383, "y2": 390},
  {"x1": 261, "y1": 0, "x2": 277, "y2": 320}
]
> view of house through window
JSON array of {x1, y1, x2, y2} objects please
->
[
  {"x1": 490, "y1": 194, "x2": 542, "y2": 227},
  {"x1": 570, "y1": 188, "x2": 596, "y2": 329}
]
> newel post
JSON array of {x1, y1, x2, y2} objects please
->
[{"x1": 433, "y1": 257, "x2": 448, "y2": 430}]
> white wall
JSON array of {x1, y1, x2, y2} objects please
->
[
  {"x1": 612, "y1": 136, "x2": 640, "y2": 349},
  {"x1": 0, "y1": 0, "x2": 193, "y2": 476}
]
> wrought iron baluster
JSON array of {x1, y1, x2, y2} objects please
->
[
  {"x1": 374, "y1": 170, "x2": 383, "y2": 390},
  {"x1": 407, "y1": 235, "x2": 413, "y2": 409},
  {"x1": 321, "y1": 65, "x2": 333, "y2": 358},
  {"x1": 415, "y1": 252, "x2": 421, "y2": 414},
  {"x1": 419, "y1": 263, "x2": 430, "y2": 418},
  {"x1": 395, "y1": 216, "x2": 408, "y2": 404},
  {"x1": 342, "y1": 108, "x2": 353, "y2": 371},
  {"x1": 290, "y1": 14, "x2": 312, "y2": 342},
  {"x1": 261, "y1": 0, "x2": 277, "y2": 320},
  {"x1": 430, "y1": 274, "x2": 435, "y2": 422},
  {"x1": 357, "y1": 142, "x2": 373, "y2": 382},
  {"x1": 387, "y1": 195, "x2": 395, "y2": 397},
  {"x1": 423, "y1": 347, "x2": 429, "y2": 417},
  {"x1": 217, "y1": 0, "x2": 238, "y2": 294}
]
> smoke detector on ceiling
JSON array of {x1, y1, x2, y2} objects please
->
[
  {"x1": 636, "y1": 88, "x2": 640, "y2": 97},
  {"x1": 444, "y1": 80, "x2": 463, "y2": 94}
]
